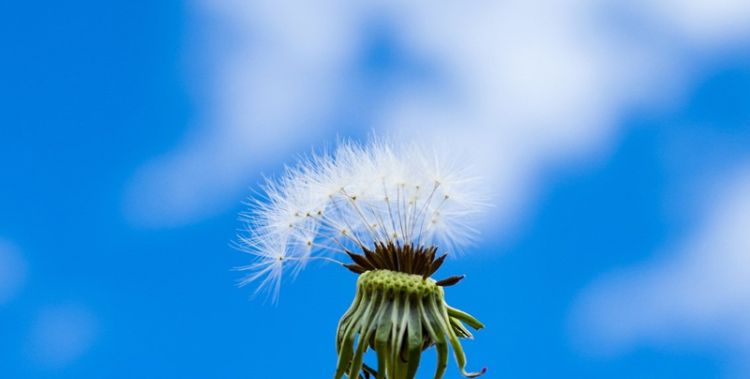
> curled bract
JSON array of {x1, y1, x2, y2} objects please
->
[{"x1": 336, "y1": 258, "x2": 486, "y2": 379}]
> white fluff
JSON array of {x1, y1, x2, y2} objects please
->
[{"x1": 236, "y1": 140, "x2": 488, "y2": 299}]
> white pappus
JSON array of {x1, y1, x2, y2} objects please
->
[{"x1": 236, "y1": 140, "x2": 488, "y2": 300}]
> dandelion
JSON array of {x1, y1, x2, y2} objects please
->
[{"x1": 237, "y1": 140, "x2": 489, "y2": 379}]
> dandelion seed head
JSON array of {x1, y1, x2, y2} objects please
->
[{"x1": 237, "y1": 140, "x2": 488, "y2": 298}]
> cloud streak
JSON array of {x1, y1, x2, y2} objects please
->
[
  {"x1": 126, "y1": 0, "x2": 750, "y2": 238},
  {"x1": 27, "y1": 303, "x2": 98, "y2": 368},
  {"x1": 573, "y1": 165, "x2": 750, "y2": 356}
]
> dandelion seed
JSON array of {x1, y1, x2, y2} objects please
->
[{"x1": 237, "y1": 140, "x2": 489, "y2": 378}]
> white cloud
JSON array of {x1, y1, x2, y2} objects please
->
[
  {"x1": 27, "y1": 303, "x2": 98, "y2": 368},
  {"x1": 573, "y1": 166, "x2": 750, "y2": 356},
  {"x1": 635, "y1": 0, "x2": 750, "y2": 46},
  {"x1": 0, "y1": 239, "x2": 26, "y2": 306},
  {"x1": 124, "y1": 0, "x2": 360, "y2": 226},
  {"x1": 125, "y1": 0, "x2": 750, "y2": 229}
]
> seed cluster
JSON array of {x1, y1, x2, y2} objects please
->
[
  {"x1": 358, "y1": 270, "x2": 440, "y2": 297},
  {"x1": 344, "y1": 242, "x2": 466, "y2": 287}
]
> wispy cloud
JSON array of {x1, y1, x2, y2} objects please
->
[
  {"x1": 0, "y1": 239, "x2": 26, "y2": 306},
  {"x1": 26, "y1": 303, "x2": 98, "y2": 368},
  {"x1": 635, "y1": 0, "x2": 750, "y2": 46},
  {"x1": 573, "y1": 165, "x2": 750, "y2": 357},
  {"x1": 125, "y1": 0, "x2": 750, "y2": 233}
]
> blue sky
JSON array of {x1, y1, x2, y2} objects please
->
[{"x1": 2, "y1": 1, "x2": 750, "y2": 378}]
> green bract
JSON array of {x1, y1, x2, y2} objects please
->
[{"x1": 334, "y1": 244, "x2": 486, "y2": 379}]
